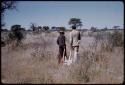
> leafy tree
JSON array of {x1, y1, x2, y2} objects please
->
[
  {"x1": 1, "y1": 1, "x2": 17, "y2": 27},
  {"x1": 11, "y1": 25, "x2": 21, "y2": 32},
  {"x1": 90, "y1": 27, "x2": 97, "y2": 32},
  {"x1": 38, "y1": 26, "x2": 42, "y2": 31},
  {"x1": 1, "y1": 28, "x2": 8, "y2": 32},
  {"x1": 68, "y1": 18, "x2": 83, "y2": 28},
  {"x1": 51, "y1": 26, "x2": 56, "y2": 30},
  {"x1": 113, "y1": 26, "x2": 120, "y2": 29},
  {"x1": 9, "y1": 24, "x2": 25, "y2": 46},
  {"x1": 58, "y1": 27, "x2": 66, "y2": 31},
  {"x1": 43, "y1": 26, "x2": 49, "y2": 31},
  {"x1": 51, "y1": 26, "x2": 60, "y2": 31},
  {"x1": 20, "y1": 28, "x2": 26, "y2": 31},
  {"x1": 101, "y1": 27, "x2": 108, "y2": 31},
  {"x1": 30, "y1": 23, "x2": 37, "y2": 31}
]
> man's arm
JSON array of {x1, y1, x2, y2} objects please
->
[
  {"x1": 57, "y1": 37, "x2": 59, "y2": 45},
  {"x1": 78, "y1": 31, "x2": 81, "y2": 40},
  {"x1": 64, "y1": 36, "x2": 66, "y2": 46},
  {"x1": 77, "y1": 31, "x2": 81, "y2": 45},
  {"x1": 69, "y1": 32, "x2": 73, "y2": 49}
]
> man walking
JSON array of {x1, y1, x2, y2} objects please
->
[{"x1": 69, "y1": 25, "x2": 81, "y2": 63}]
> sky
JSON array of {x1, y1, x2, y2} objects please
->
[{"x1": 4, "y1": 1, "x2": 124, "y2": 30}]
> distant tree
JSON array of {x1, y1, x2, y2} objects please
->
[
  {"x1": 101, "y1": 27, "x2": 108, "y2": 31},
  {"x1": 1, "y1": 1, "x2": 18, "y2": 27},
  {"x1": 20, "y1": 28, "x2": 26, "y2": 31},
  {"x1": 51, "y1": 26, "x2": 60, "y2": 31},
  {"x1": 113, "y1": 26, "x2": 120, "y2": 29},
  {"x1": 58, "y1": 27, "x2": 66, "y2": 31},
  {"x1": 30, "y1": 23, "x2": 37, "y2": 31},
  {"x1": 90, "y1": 27, "x2": 97, "y2": 32},
  {"x1": 9, "y1": 24, "x2": 25, "y2": 46},
  {"x1": 68, "y1": 18, "x2": 83, "y2": 28},
  {"x1": 27, "y1": 29, "x2": 32, "y2": 31},
  {"x1": 37, "y1": 26, "x2": 42, "y2": 31},
  {"x1": 11, "y1": 25, "x2": 21, "y2": 32},
  {"x1": 104, "y1": 27, "x2": 108, "y2": 30},
  {"x1": 51, "y1": 26, "x2": 56, "y2": 30},
  {"x1": 1, "y1": 28, "x2": 8, "y2": 32},
  {"x1": 77, "y1": 22, "x2": 83, "y2": 29},
  {"x1": 43, "y1": 26, "x2": 49, "y2": 31}
]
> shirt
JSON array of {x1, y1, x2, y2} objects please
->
[
  {"x1": 70, "y1": 29, "x2": 81, "y2": 46},
  {"x1": 57, "y1": 35, "x2": 66, "y2": 46}
]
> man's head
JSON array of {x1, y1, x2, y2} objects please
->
[
  {"x1": 59, "y1": 30, "x2": 65, "y2": 35},
  {"x1": 72, "y1": 25, "x2": 76, "y2": 29}
]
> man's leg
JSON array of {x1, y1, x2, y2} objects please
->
[
  {"x1": 59, "y1": 46, "x2": 64, "y2": 63},
  {"x1": 58, "y1": 46, "x2": 62, "y2": 64},
  {"x1": 73, "y1": 46, "x2": 79, "y2": 63}
]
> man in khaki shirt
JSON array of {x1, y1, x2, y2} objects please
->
[{"x1": 70, "y1": 26, "x2": 81, "y2": 63}]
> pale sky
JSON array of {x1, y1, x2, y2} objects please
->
[{"x1": 4, "y1": 1, "x2": 124, "y2": 30}]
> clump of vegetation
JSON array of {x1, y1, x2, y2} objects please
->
[
  {"x1": 111, "y1": 29, "x2": 124, "y2": 47},
  {"x1": 90, "y1": 27, "x2": 97, "y2": 32},
  {"x1": 7, "y1": 24, "x2": 26, "y2": 48},
  {"x1": 93, "y1": 28, "x2": 124, "y2": 52},
  {"x1": 1, "y1": 40, "x2": 6, "y2": 47}
]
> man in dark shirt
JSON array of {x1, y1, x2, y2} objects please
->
[{"x1": 57, "y1": 31, "x2": 67, "y2": 64}]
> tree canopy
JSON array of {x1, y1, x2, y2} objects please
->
[
  {"x1": 68, "y1": 18, "x2": 83, "y2": 28},
  {"x1": 1, "y1": 1, "x2": 17, "y2": 27}
]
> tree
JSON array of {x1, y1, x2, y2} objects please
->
[
  {"x1": 101, "y1": 27, "x2": 108, "y2": 31},
  {"x1": 1, "y1": 1, "x2": 17, "y2": 27},
  {"x1": 20, "y1": 28, "x2": 26, "y2": 31},
  {"x1": 43, "y1": 26, "x2": 49, "y2": 31},
  {"x1": 11, "y1": 24, "x2": 21, "y2": 32},
  {"x1": 58, "y1": 27, "x2": 66, "y2": 31},
  {"x1": 91, "y1": 27, "x2": 97, "y2": 32},
  {"x1": 1, "y1": 28, "x2": 8, "y2": 32},
  {"x1": 51, "y1": 26, "x2": 60, "y2": 31},
  {"x1": 51, "y1": 26, "x2": 56, "y2": 30},
  {"x1": 9, "y1": 24, "x2": 25, "y2": 46},
  {"x1": 113, "y1": 26, "x2": 120, "y2": 29},
  {"x1": 37, "y1": 26, "x2": 42, "y2": 31},
  {"x1": 68, "y1": 18, "x2": 83, "y2": 28},
  {"x1": 30, "y1": 23, "x2": 37, "y2": 31}
]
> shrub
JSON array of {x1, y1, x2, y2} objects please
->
[
  {"x1": 111, "y1": 29, "x2": 124, "y2": 47},
  {"x1": 93, "y1": 29, "x2": 123, "y2": 52},
  {"x1": 7, "y1": 25, "x2": 26, "y2": 48},
  {"x1": 1, "y1": 40, "x2": 6, "y2": 47}
]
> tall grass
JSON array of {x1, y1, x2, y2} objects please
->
[{"x1": 1, "y1": 30, "x2": 124, "y2": 84}]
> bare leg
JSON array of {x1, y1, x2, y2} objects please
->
[{"x1": 73, "y1": 46, "x2": 79, "y2": 63}]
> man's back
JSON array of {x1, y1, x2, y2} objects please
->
[
  {"x1": 57, "y1": 35, "x2": 66, "y2": 46},
  {"x1": 70, "y1": 29, "x2": 81, "y2": 46}
]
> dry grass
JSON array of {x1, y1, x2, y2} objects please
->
[{"x1": 1, "y1": 30, "x2": 124, "y2": 84}]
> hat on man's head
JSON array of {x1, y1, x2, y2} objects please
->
[
  {"x1": 59, "y1": 30, "x2": 64, "y2": 33},
  {"x1": 59, "y1": 30, "x2": 65, "y2": 34}
]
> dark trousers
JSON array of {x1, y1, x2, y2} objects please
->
[{"x1": 58, "y1": 46, "x2": 67, "y2": 64}]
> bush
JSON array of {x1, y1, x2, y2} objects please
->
[
  {"x1": 8, "y1": 25, "x2": 26, "y2": 48},
  {"x1": 111, "y1": 29, "x2": 124, "y2": 47},
  {"x1": 1, "y1": 40, "x2": 6, "y2": 47},
  {"x1": 93, "y1": 29, "x2": 124, "y2": 52}
]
